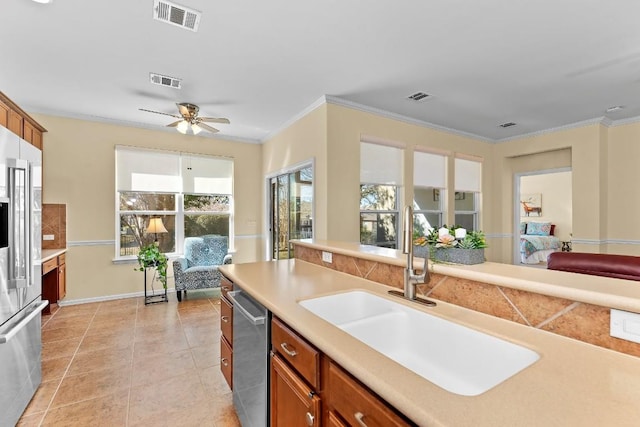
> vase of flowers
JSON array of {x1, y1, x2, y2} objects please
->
[{"x1": 417, "y1": 226, "x2": 487, "y2": 265}]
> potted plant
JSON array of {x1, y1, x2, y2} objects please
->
[
  {"x1": 135, "y1": 244, "x2": 168, "y2": 289},
  {"x1": 418, "y1": 226, "x2": 487, "y2": 265}
]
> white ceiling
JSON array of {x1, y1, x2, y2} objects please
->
[{"x1": 2, "y1": 0, "x2": 640, "y2": 143}]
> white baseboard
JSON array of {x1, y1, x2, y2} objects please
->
[{"x1": 57, "y1": 289, "x2": 176, "y2": 306}]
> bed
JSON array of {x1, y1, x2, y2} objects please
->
[{"x1": 520, "y1": 222, "x2": 561, "y2": 264}]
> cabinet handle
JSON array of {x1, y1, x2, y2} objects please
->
[
  {"x1": 222, "y1": 286, "x2": 231, "y2": 292},
  {"x1": 221, "y1": 358, "x2": 229, "y2": 367},
  {"x1": 305, "y1": 412, "x2": 315, "y2": 426},
  {"x1": 354, "y1": 412, "x2": 369, "y2": 427},
  {"x1": 221, "y1": 315, "x2": 229, "y2": 323},
  {"x1": 280, "y1": 342, "x2": 298, "y2": 357}
]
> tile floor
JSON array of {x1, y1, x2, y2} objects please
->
[{"x1": 18, "y1": 290, "x2": 241, "y2": 427}]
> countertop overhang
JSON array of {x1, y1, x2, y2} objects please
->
[{"x1": 220, "y1": 257, "x2": 640, "y2": 426}]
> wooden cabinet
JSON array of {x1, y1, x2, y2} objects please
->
[
  {"x1": 270, "y1": 352, "x2": 321, "y2": 427},
  {"x1": 271, "y1": 317, "x2": 320, "y2": 389},
  {"x1": 8, "y1": 109, "x2": 23, "y2": 136},
  {"x1": 23, "y1": 120, "x2": 43, "y2": 150},
  {"x1": 271, "y1": 316, "x2": 322, "y2": 426},
  {"x1": 0, "y1": 91, "x2": 47, "y2": 149},
  {"x1": 0, "y1": 98, "x2": 9, "y2": 128},
  {"x1": 42, "y1": 252, "x2": 68, "y2": 314},
  {"x1": 327, "y1": 361, "x2": 413, "y2": 427},
  {"x1": 57, "y1": 254, "x2": 66, "y2": 300},
  {"x1": 219, "y1": 275, "x2": 234, "y2": 389}
]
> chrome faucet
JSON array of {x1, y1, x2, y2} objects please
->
[{"x1": 389, "y1": 206, "x2": 434, "y2": 306}]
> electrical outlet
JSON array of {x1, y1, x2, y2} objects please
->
[
  {"x1": 43, "y1": 234, "x2": 55, "y2": 241},
  {"x1": 611, "y1": 309, "x2": 640, "y2": 344},
  {"x1": 322, "y1": 251, "x2": 332, "y2": 263}
]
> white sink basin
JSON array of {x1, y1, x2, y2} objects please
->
[{"x1": 299, "y1": 291, "x2": 540, "y2": 396}]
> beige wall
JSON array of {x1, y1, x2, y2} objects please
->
[
  {"x1": 262, "y1": 105, "x2": 328, "y2": 240},
  {"x1": 34, "y1": 103, "x2": 640, "y2": 301},
  {"x1": 34, "y1": 114, "x2": 263, "y2": 302}
]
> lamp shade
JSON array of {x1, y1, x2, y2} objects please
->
[{"x1": 146, "y1": 218, "x2": 168, "y2": 234}]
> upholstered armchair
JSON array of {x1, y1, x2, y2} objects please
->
[{"x1": 173, "y1": 235, "x2": 232, "y2": 301}]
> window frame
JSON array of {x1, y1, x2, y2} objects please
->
[{"x1": 115, "y1": 148, "x2": 234, "y2": 260}]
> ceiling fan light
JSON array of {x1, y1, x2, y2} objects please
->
[
  {"x1": 191, "y1": 123, "x2": 202, "y2": 135},
  {"x1": 176, "y1": 120, "x2": 189, "y2": 134}
]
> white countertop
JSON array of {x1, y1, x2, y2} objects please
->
[
  {"x1": 40, "y1": 248, "x2": 67, "y2": 263},
  {"x1": 220, "y1": 258, "x2": 640, "y2": 426}
]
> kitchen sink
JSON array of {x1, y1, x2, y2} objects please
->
[{"x1": 299, "y1": 290, "x2": 540, "y2": 396}]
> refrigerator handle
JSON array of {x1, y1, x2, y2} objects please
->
[
  {"x1": 0, "y1": 300, "x2": 48, "y2": 344},
  {"x1": 7, "y1": 158, "x2": 30, "y2": 289}
]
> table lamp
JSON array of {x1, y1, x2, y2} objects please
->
[{"x1": 146, "y1": 217, "x2": 168, "y2": 244}]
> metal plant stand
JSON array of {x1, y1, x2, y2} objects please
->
[{"x1": 144, "y1": 267, "x2": 168, "y2": 305}]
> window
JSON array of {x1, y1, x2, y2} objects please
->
[
  {"x1": 413, "y1": 150, "x2": 446, "y2": 235},
  {"x1": 116, "y1": 146, "x2": 233, "y2": 258},
  {"x1": 454, "y1": 157, "x2": 482, "y2": 231},
  {"x1": 359, "y1": 142, "x2": 403, "y2": 248}
]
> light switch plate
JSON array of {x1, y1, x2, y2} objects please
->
[
  {"x1": 610, "y1": 309, "x2": 640, "y2": 344},
  {"x1": 43, "y1": 234, "x2": 55, "y2": 241},
  {"x1": 322, "y1": 251, "x2": 332, "y2": 263}
]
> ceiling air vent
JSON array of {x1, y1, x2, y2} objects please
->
[
  {"x1": 499, "y1": 122, "x2": 517, "y2": 128},
  {"x1": 149, "y1": 73, "x2": 182, "y2": 89},
  {"x1": 153, "y1": 0, "x2": 201, "y2": 32},
  {"x1": 406, "y1": 92, "x2": 431, "y2": 102}
]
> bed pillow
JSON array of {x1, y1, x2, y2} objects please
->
[
  {"x1": 519, "y1": 222, "x2": 527, "y2": 234},
  {"x1": 526, "y1": 222, "x2": 551, "y2": 236}
]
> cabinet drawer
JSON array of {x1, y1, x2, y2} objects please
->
[
  {"x1": 220, "y1": 275, "x2": 233, "y2": 300},
  {"x1": 58, "y1": 253, "x2": 66, "y2": 265},
  {"x1": 271, "y1": 317, "x2": 320, "y2": 389},
  {"x1": 42, "y1": 258, "x2": 58, "y2": 275},
  {"x1": 220, "y1": 336, "x2": 232, "y2": 389},
  {"x1": 328, "y1": 362, "x2": 413, "y2": 427},
  {"x1": 220, "y1": 295, "x2": 233, "y2": 344}
]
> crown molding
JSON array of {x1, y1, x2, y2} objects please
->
[
  {"x1": 495, "y1": 116, "x2": 605, "y2": 143},
  {"x1": 601, "y1": 114, "x2": 640, "y2": 128},
  {"x1": 324, "y1": 95, "x2": 494, "y2": 143},
  {"x1": 262, "y1": 95, "x2": 328, "y2": 142},
  {"x1": 24, "y1": 105, "x2": 263, "y2": 145}
]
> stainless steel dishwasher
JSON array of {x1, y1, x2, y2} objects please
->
[{"x1": 227, "y1": 285, "x2": 271, "y2": 427}]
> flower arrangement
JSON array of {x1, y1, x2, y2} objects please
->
[{"x1": 414, "y1": 225, "x2": 487, "y2": 264}]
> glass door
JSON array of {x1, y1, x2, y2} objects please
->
[{"x1": 270, "y1": 166, "x2": 313, "y2": 260}]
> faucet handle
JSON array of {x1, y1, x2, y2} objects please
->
[{"x1": 416, "y1": 253, "x2": 430, "y2": 283}]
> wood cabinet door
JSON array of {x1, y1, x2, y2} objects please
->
[
  {"x1": 270, "y1": 353, "x2": 321, "y2": 427},
  {"x1": 8, "y1": 109, "x2": 23, "y2": 136},
  {"x1": 220, "y1": 336, "x2": 232, "y2": 389},
  {"x1": 0, "y1": 99, "x2": 9, "y2": 128},
  {"x1": 58, "y1": 263, "x2": 66, "y2": 300}
]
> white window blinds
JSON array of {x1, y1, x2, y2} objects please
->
[
  {"x1": 360, "y1": 142, "x2": 403, "y2": 185},
  {"x1": 116, "y1": 146, "x2": 233, "y2": 194},
  {"x1": 116, "y1": 146, "x2": 181, "y2": 192},
  {"x1": 182, "y1": 154, "x2": 233, "y2": 194},
  {"x1": 414, "y1": 151, "x2": 446, "y2": 188},
  {"x1": 455, "y1": 157, "x2": 482, "y2": 192}
]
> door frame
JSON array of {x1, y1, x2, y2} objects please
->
[
  {"x1": 265, "y1": 158, "x2": 315, "y2": 261},
  {"x1": 513, "y1": 166, "x2": 572, "y2": 264}
]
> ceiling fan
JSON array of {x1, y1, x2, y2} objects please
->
[{"x1": 139, "y1": 102, "x2": 230, "y2": 135}]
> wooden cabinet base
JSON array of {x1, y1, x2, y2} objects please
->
[{"x1": 270, "y1": 353, "x2": 321, "y2": 426}]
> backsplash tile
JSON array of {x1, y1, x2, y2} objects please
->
[
  {"x1": 42, "y1": 204, "x2": 67, "y2": 249},
  {"x1": 294, "y1": 246, "x2": 640, "y2": 358}
]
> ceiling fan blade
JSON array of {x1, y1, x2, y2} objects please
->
[
  {"x1": 139, "y1": 108, "x2": 181, "y2": 119},
  {"x1": 166, "y1": 120, "x2": 183, "y2": 128},
  {"x1": 199, "y1": 117, "x2": 230, "y2": 124},
  {"x1": 198, "y1": 123, "x2": 220, "y2": 134}
]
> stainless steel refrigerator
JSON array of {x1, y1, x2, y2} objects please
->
[{"x1": 0, "y1": 125, "x2": 47, "y2": 427}]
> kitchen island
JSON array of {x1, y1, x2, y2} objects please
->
[{"x1": 220, "y1": 256, "x2": 640, "y2": 426}]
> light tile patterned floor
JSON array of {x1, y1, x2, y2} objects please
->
[{"x1": 18, "y1": 290, "x2": 241, "y2": 427}]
